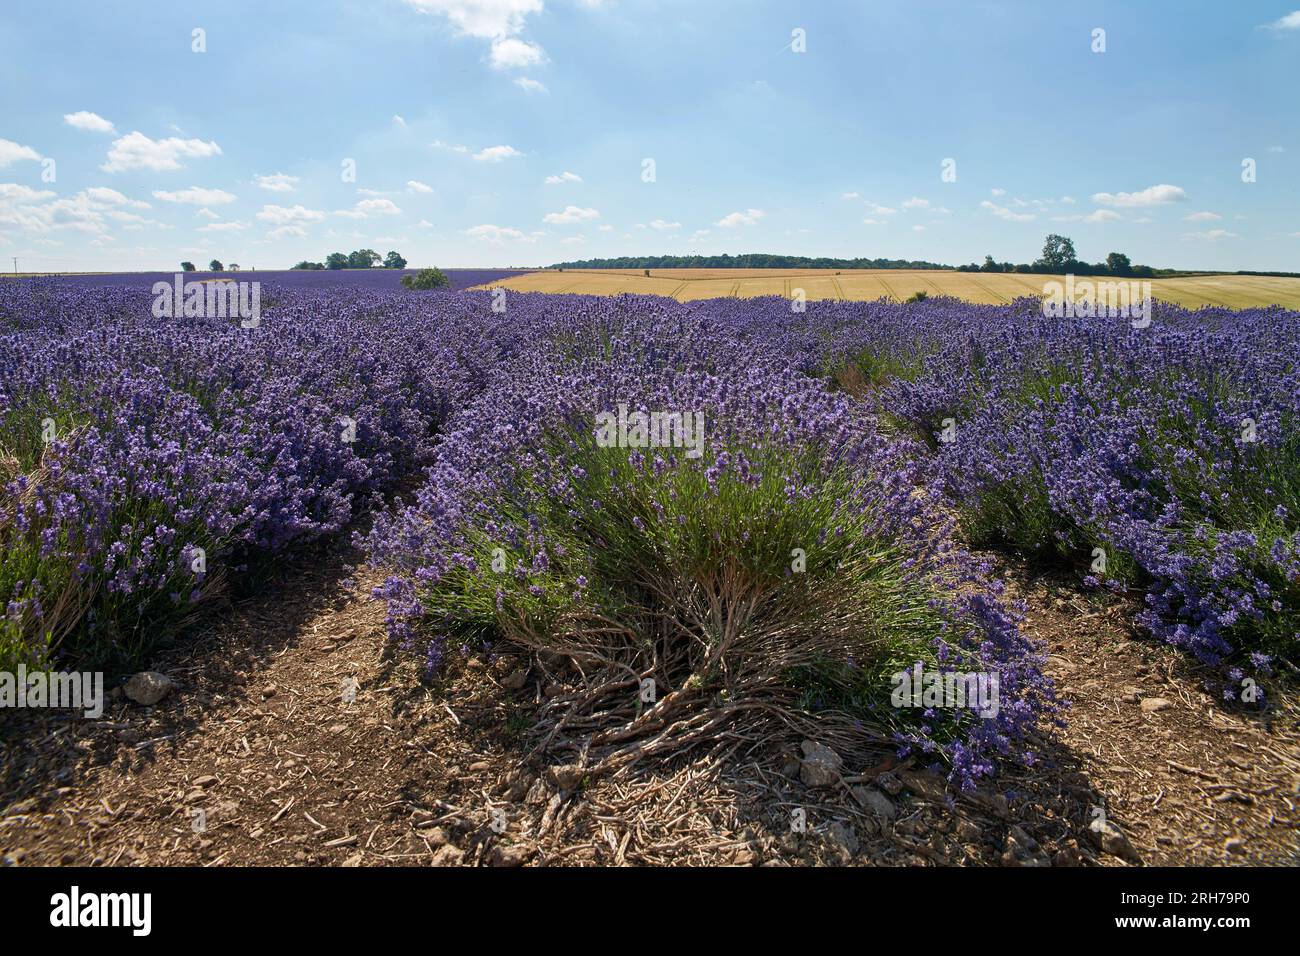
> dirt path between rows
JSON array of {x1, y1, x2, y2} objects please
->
[{"x1": 2, "y1": 545, "x2": 1297, "y2": 867}]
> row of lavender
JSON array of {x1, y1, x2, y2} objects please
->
[
  {"x1": 0, "y1": 276, "x2": 524, "y2": 669},
  {"x1": 30, "y1": 268, "x2": 529, "y2": 292},
  {"x1": 699, "y1": 295, "x2": 1299, "y2": 693},
  {"x1": 364, "y1": 292, "x2": 1060, "y2": 788}
]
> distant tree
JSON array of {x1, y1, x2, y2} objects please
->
[
  {"x1": 292, "y1": 260, "x2": 325, "y2": 270},
  {"x1": 905, "y1": 290, "x2": 929, "y2": 303},
  {"x1": 383, "y1": 250, "x2": 408, "y2": 269},
  {"x1": 325, "y1": 252, "x2": 349, "y2": 270},
  {"x1": 401, "y1": 267, "x2": 450, "y2": 290},
  {"x1": 1106, "y1": 252, "x2": 1132, "y2": 276},
  {"x1": 209, "y1": 259, "x2": 224, "y2": 272},
  {"x1": 981, "y1": 255, "x2": 1002, "y2": 273},
  {"x1": 180, "y1": 261, "x2": 196, "y2": 272},
  {"x1": 1037, "y1": 234, "x2": 1077, "y2": 272},
  {"x1": 347, "y1": 248, "x2": 381, "y2": 269},
  {"x1": 229, "y1": 263, "x2": 240, "y2": 272}
]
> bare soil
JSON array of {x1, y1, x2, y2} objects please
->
[{"x1": 2, "y1": 544, "x2": 1296, "y2": 867}]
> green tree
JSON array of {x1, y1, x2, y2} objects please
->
[
  {"x1": 325, "y1": 252, "x2": 349, "y2": 270},
  {"x1": 400, "y1": 267, "x2": 450, "y2": 290},
  {"x1": 347, "y1": 248, "x2": 380, "y2": 269},
  {"x1": 1038, "y1": 234, "x2": 1077, "y2": 272},
  {"x1": 383, "y1": 250, "x2": 407, "y2": 269},
  {"x1": 1105, "y1": 252, "x2": 1132, "y2": 276},
  {"x1": 209, "y1": 259, "x2": 224, "y2": 272},
  {"x1": 180, "y1": 261, "x2": 196, "y2": 272}
]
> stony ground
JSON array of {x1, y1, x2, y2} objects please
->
[{"x1": 2, "y1": 544, "x2": 1297, "y2": 867}]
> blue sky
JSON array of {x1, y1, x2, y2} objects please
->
[{"x1": 1, "y1": 0, "x2": 1297, "y2": 271}]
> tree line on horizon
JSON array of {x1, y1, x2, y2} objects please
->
[
  {"x1": 549, "y1": 238, "x2": 1300, "y2": 280},
  {"x1": 290, "y1": 249, "x2": 408, "y2": 271}
]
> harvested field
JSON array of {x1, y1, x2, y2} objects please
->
[{"x1": 484, "y1": 268, "x2": 1300, "y2": 309}]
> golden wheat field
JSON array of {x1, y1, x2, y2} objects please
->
[{"x1": 483, "y1": 268, "x2": 1300, "y2": 309}]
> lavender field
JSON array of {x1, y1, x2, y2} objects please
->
[
  {"x1": 18, "y1": 268, "x2": 529, "y2": 292},
  {"x1": 3, "y1": 273, "x2": 1296, "y2": 812}
]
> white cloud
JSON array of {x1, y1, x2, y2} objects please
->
[
  {"x1": 545, "y1": 171, "x2": 582, "y2": 185},
  {"x1": 1267, "y1": 145, "x2": 1286, "y2": 153},
  {"x1": 255, "y1": 172, "x2": 299, "y2": 192},
  {"x1": 1182, "y1": 229, "x2": 1236, "y2": 240},
  {"x1": 431, "y1": 139, "x2": 470, "y2": 153},
  {"x1": 0, "y1": 139, "x2": 41, "y2": 168},
  {"x1": 466, "y1": 223, "x2": 530, "y2": 242},
  {"x1": 393, "y1": 114, "x2": 407, "y2": 128},
  {"x1": 911, "y1": 225, "x2": 926, "y2": 232},
  {"x1": 1263, "y1": 10, "x2": 1300, "y2": 29},
  {"x1": 649, "y1": 219, "x2": 680, "y2": 230},
  {"x1": 981, "y1": 200, "x2": 1035, "y2": 222},
  {"x1": 1052, "y1": 209, "x2": 1122, "y2": 223},
  {"x1": 256, "y1": 204, "x2": 326, "y2": 225},
  {"x1": 199, "y1": 221, "x2": 247, "y2": 233},
  {"x1": 153, "y1": 186, "x2": 237, "y2": 205},
  {"x1": 491, "y1": 37, "x2": 546, "y2": 68},
  {"x1": 407, "y1": 180, "x2": 434, "y2": 193},
  {"x1": 0, "y1": 187, "x2": 110, "y2": 235},
  {"x1": 865, "y1": 203, "x2": 897, "y2": 216},
  {"x1": 543, "y1": 205, "x2": 600, "y2": 224},
  {"x1": 268, "y1": 225, "x2": 308, "y2": 239},
  {"x1": 0, "y1": 183, "x2": 56, "y2": 204},
  {"x1": 417, "y1": 219, "x2": 435, "y2": 229},
  {"x1": 716, "y1": 208, "x2": 764, "y2": 228},
  {"x1": 561, "y1": 235, "x2": 586, "y2": 245},
  {"x1": 336, "y1": 198, "x2": 402, "y2": 218},
  {"x1": 840, "y1": 191, "x2": 860, "y2": 200},
  {"x1": 404, "y1": 0, "x2": 543, "y2": 39},
  {"x1": 1183, "y1": 211, "x2": 1222, "y2": 222},
  {"x1": 514, "y1": 77, "x2": 549, "y2": 93},
  {"x1": 902, "y1": 197, "x2": 930, "y2": 209},
  {"x1": 196, "y1": 207, "x2": 220, "y2": 219},
  {"x1": 102, "y1": 131, "x2": 222, "y2": 173},
  {"x1": 990, "y1": 187, "x2": 1006, "y2": 197},
  {"x1": 473, "y1": 144, "x2": 522, "y2": 162},
  {"x1": 83, "y1": 187, "x2": 150, "y2": 210},
  {"x1": 63, "y1": 111, "x2": 116, "y2": 134},
  {"x1": 1091, "y1": 184, "x2": 1187, "y2": 207},
  {"x1": 862, "y1": 218, "x2": 885, "y2": 226}
]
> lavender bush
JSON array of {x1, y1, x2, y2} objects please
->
[{"x1": 368, "y1": 294, "x2": 1059, "y2": 788}]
